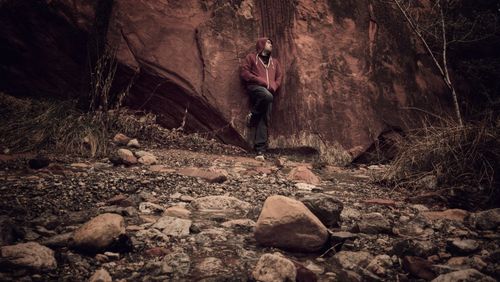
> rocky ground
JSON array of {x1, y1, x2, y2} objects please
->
[{"x1": 0, "y1": 134, "x2": 498, "y2": 282}]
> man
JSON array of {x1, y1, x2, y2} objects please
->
[{"x1": 240, "y1": 37, "x2": 283, "y2": 156}]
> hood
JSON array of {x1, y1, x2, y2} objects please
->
[{"x1": 255, "y1": 37, "x2": 272, "y2": 54}]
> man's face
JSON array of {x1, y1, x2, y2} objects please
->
[{"x1": 264, "y1": 40, "x2": 273, "y2": 53}]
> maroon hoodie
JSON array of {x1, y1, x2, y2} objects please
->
[{"x1": 240, "y1": 37, "x2": 283, "y2": 93}]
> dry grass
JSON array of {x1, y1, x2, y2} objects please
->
[
  {"x1": 0, "y1": 93, "x2": 244, "y2": 158},
  {"x1": 0, "y1": 94, "x2": 110, "y2": 157},
  {"x1": 378, "y1": 116, "x2": 500, "y2": 210}
]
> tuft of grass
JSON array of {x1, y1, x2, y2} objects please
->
[{"x1": 378, "y1": 116, "x2": 500, "y2": 210}]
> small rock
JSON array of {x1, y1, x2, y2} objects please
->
[
  {"x1": 254, "y1": 195, "x2": 329, "y2": 252},
  {"x1": 139, "y1": 202, "x2": 165, "y2": 214},
  {"x1": 40, "y1": 232, "x2": 73, "y2": 248},
  {"x1": 180, "y1": 195, "x2": 195, "y2": 202},
  {"x1": 402, "y1": 256, "x2": 436, "y2": 280},
  {"x1": 303, "y1": 260, "x2": 324, "y2": 275},
  {"x1": 152, "y1": 216, "x2": 191, "y2": 237},
  {"x1": 134, "y1": 150, "x2": 153, "y2": 158},
  {"x1": 144, "y1": 247, "x2": 168, "y2": 257},
  {"x1": 393, "y1": 239, "x2": 438, "y2": 258},
  {"x1": 117, "y1": 149, "x2": 137, "y2": 165},
  {"x1": 287, "y1": 165, "x2": 320, "y2": 185},
  {"x1": 88, "y1": 268, "x2": 112, "y2": 282},
  {"x1": 72, "y1": 213, "x2": 125, "y2": 252},
  {"x1": 106, "y1": 194, "x2": 134, "y2": 207},
  {"x1": 177, "y1": 167, "x2": 228, "y2": 183},
  {"x1": 412, "y1": 204, "x2": 430, "y2": 212},
  {"x1": 469, "y1": 208, "x2": 500, "y2": 230},
  {"x1": 367, "y1": 254, "x2": 392, "y2": 277},
  {"x1": 103, "y1": 251, "x2": 120, "y2": 260},
  {"x1": 138, "y1": 155, "x2": 157, "y2": 165},
  {"x1": 252, "y1": 253, "x2": 296, "y2": 282},
  {"x1": 194, "y1": 257, "x2": 225, "y2": 277},
  {"x1": 113, "y1": 133, "x2": 131, "y2": 145},
  {"x1": 447, "y1": 239, "x2": 479, "y2": 255},
  {"x1": 127, "y1": 138, "x2": 140, "y2": 148},
  {"x1": 274, "y1": 157, "x2": 286, "y2": 167},
  {"x1": 431, "y1": 268, "x2": 495, "y2": 282},
  {"x1": 333, "y1": 251, "x2": 373, "y2": 271},
  {"x1": 164, "y1": 206, "x2": 191, "y2": 219},
  {"x1": 422, "y1": 209, "x2": 469, "y2": 223},
  {"x1": 330, "y1": 231, "x2": 357, "y2": 242},
  {"x1": 355, "y1": 212, "x2": 391, "y2": 234},
  {"x1": 0, "y1": 216, "x2": 19, "y2": 246},
  {"x1": 170, "y1": 192, "x2": 182, "y2": 200},
  {"x1": 416, "y1": 174, "x2": 437, "y2": 189},
  {"x1": 221, "y1": 219, "x2": 256, "y2": 231},
  {"x1": 161, "y1": 250, "x2": 190, "y2": 275},
  {"x1": 362, "y1": 198, "x2": 397, "y2": 207},
  {"x1": 341, "y1": 207, "x2": 362, "y2": 221},
  {"x1": 292, "y1": 260, "x2": 319, "y2": 281},
  {"x1": 0, "y1": 242, "x2": 57, "y2": 271},
  {"x1": 295, "y1": 182, "x2": 316, "y2": 191},
  {"x1": 301, "y1": 193, "x2": 343, "y2": 228}
]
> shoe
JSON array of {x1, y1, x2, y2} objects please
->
[{"x1": 254, "y1": 148, "x2": 265, "y2": 161}]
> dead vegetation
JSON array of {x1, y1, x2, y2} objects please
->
[{"x1": 378, "y1": 116, "x2": 500, "y2": 210}]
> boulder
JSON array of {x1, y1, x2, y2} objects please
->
[
  {"x1": 72, "y1": 213, "x2": 126, "y2": 251},
  {"x1": 0, "y1": 242, "x2": 57, "y2": 272},
  {"x1": 254, "y1": 195, "x2": 329, "y2": 252}
]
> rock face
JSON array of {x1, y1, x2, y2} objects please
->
[
  {"x1": 254, "y1": 195, "x2": 329, "y2": 252},
  {"x1": 72, "y1": 213, "x2": 126, "y2": 251},
  {"x1": 0, "y1": 0, "x2": 450, "y2": 163},
  {"x1": 0, "y1": 242, "x2": 57, "y2": 272}
]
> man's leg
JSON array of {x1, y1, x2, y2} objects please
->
[{"x1": 247, "y1": 86, "x2": 273, "y2": 152}]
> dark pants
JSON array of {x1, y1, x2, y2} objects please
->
[{"x1": 247, "y1": 85, "x2": 273, "y2": 151}]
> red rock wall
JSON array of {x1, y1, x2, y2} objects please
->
[{"x1": 0, "y1": 0, "x2": 452, "y2": 163}]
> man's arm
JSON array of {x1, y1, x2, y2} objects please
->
[{"x1": 240, "y1": 54, "x2": 267, "y2": 87}]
